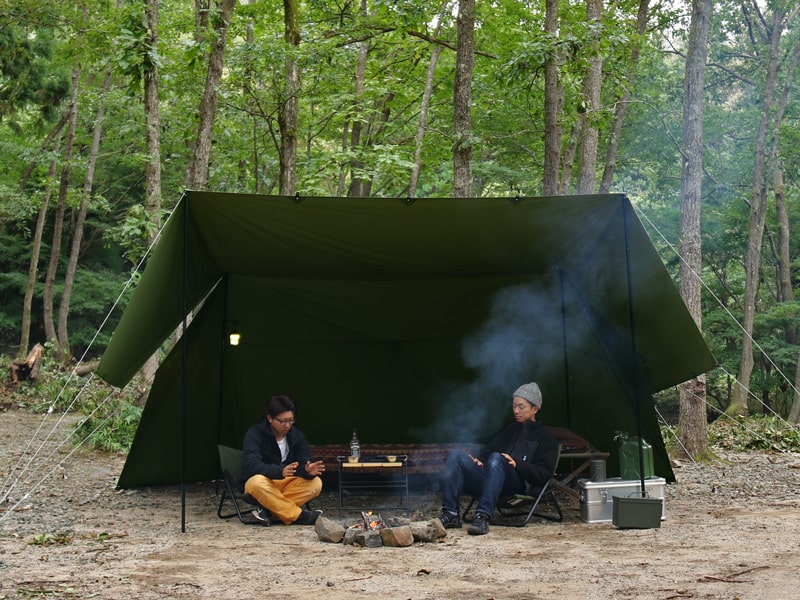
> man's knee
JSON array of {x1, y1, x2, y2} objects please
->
[
  {"x1": 445, "y1": 449, "x2": 471, "y2": 469},
  {"x1": 485, "y1": 452, "x2": 506, "y2": 472},
  {"x1": 244, "y1": 474, "x2": 268, "y2": 493}
]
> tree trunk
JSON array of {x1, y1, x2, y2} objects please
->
[
  {"x1": 453, "y1": 0, "x2": 474, "y2": 197},
  {"x1": 409, "y1": 45, "x2": 442, "y2": 198},
  {"x1": 18, "y1": 132, "x2": 62, "y2": 359},
  {"x1": 728, "y1": 9, "x2": 786, "y2": 417},
  {"x1": 790, "y1": 353, "x2": 800, "y2": 424},
  {"x1": 141, "y1": 0, "x2": 163, "y2": 390},
  {"x1": 542, "y1": 0, "x2": 561, "y2": 195},
  {"x1": 408, "y1": 3, "x2": 448, "y2": 198},
  {"x1": 43, "y1": 66, "x2": 81, "y2": 361},
  {"x1": 770, "y1": 41, "x2": 800, "y2": 421},
  {"x1": 185, "y1": 0, "x2": 236, "y2": 191},
  {"x1": 347, "y1": 2, "x2": 369, "y2": 198},
  {"x1": 576, "y1": 0, "x2": 602, "y2": 195},
  {"x1": 279, "y1": 0, "x2": 300, "y2": 196},
  {"x1": 558, "y1": 124, "x2": 579, "y2": 195},
  {"x1": 57, "y1": 71, "x2": 112, "y2": 358},
  {"x1": 600, "y1": 0, "x2": 650, "y2": 193},
  {"x1": 144, "y1": 0, "x2": 162, "y2": 230},
  {"x1": 677, "y1": 0, "x2": 711, "y2": 459}
]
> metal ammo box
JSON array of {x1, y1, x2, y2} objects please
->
[{"x1": 578, "y1": 476, "x2": 666, "y2": 523}]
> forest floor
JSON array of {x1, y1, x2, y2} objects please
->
[{"x1": 1, "y1": 409, "x2": 799, "y2": 600}]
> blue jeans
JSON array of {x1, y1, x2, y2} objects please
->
[{"x1": 441, "y1": 449, "x2": 525, "y2": 518}]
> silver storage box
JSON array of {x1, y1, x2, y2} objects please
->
[{"x1": 578, "y1": 477, "x2": 666, "y2": 523}]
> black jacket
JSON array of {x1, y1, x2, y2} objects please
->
[
  {"x1": 480, "y1": 419, "x2": 558, "y2": 490},
  {"x1": 241, "y1": 418, "x2": 315, "y2": 483}
]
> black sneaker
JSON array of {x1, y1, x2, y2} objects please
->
[
  {"x1": 438, "y1": 511, "x2": 462, "y2": 529},
  {"x1": 252, "y1": 508, "x2": 272, "y2": 525},
  {"x1": 293, "y1": 509, "x2": 322, "y2": 525},
  {"x1": 467, "y1": 513, "x2": 490, "y2": 535}
]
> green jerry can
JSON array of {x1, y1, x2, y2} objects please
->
[{"x1": 615, "y1": 431, "x2": 654, "y2": 480}]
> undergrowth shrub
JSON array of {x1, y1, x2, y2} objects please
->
[{"x1": 707, "y1": 415, "x2": 800, "y2": 452}]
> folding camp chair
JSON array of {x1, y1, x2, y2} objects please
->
[
  {"x1": 217, "y1": 444, "x2": 264, "y2": 525},
  {"x1": 461, "y1": 446, "x2": 563, "y2": 527}
]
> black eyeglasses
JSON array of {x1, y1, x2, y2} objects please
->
[{"x1": 273, "y1": 417, "x2": 295, "y2": 425}]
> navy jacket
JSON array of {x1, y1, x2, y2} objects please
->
[
  {"x1": 241, "y1": 418, "x2": 315, "y2": 483},
  {"x1": 480, "y1": 419, "x2": 558, "y2": 490}
]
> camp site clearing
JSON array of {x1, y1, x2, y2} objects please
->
[{"x1": 1, "y1": 410, "x2": 798, "y2": 600}]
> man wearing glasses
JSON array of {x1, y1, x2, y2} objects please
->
[{"x1": 242, "y1": 395, "x2": 325, "y2": 525}]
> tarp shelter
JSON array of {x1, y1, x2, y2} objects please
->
[{"x1": 97, "y1": 192, "x2": 716, "y2": 490}]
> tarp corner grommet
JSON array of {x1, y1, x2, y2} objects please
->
[{"x1": 403, "y1": 196, "x2": 415, "y2": 205}]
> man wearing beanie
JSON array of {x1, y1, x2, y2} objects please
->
[{"x1": 436, "y1": 382, "x2": 559, "y2": 535}]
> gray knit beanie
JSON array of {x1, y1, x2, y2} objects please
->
[{"x1": 513, "y1": 382, "x2": 542, "y2": 408}]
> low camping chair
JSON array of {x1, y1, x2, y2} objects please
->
[
  {"x1": 217, "y1": 444, "x2": 264, "y2": 525},
  {"x1": 462, "y1": 446, "x2": 563, "y2": 527}
]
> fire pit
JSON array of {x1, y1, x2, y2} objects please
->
[{"x1": 314, "y1": 512, "x2": 446, "y2": 548}]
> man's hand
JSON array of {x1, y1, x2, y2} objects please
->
[
  {"x1": 469, "y1": 454, "x2": 484, "y2": 468},
  {"x1": 282, "y1": 461, "x2": 299, "y2": 478},
  {"x1": 501, "y1": 453, "x2": 517, "y2": 468},
  {"x1": 305, "y1": 460, "x2": 326, "y2": 477}
]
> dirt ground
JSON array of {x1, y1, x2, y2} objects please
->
[{"x1": 1, "y1": 409, "x2": 799, "y2": 600}]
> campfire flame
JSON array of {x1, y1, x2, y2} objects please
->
[{"x1": 358, "y1": 511, "x2": 385, "y2": 531}]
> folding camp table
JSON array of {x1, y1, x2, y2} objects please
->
[{"x1": 547, "y1": 427, "x2": 610, "y2": 499}]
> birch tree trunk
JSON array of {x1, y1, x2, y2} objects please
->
[
  {"x1": 542, "y1": 0, "x2": 561, "y2": 195},
  {"x1": 185, "y1": 0, "x2": 236, "y2": 191},
  {"x1": 576, "y1": 0, "x2": 602, "y2": 195},
  {"x1": 453, "y1": 0, "x2": 474, "y2": 197},
  {"x1": 677, "y1": 0, "x2": 711, "y2": 459}
]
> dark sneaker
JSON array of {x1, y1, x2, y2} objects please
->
[
  {"x1": 438, "y1": 511, "x2": 462, "y2": 529},
  {"x1": 293, "y1": 509, "x2": 322, "y2": 525},
  {"x1": 252, "y1": 508, "x2": 273, "y2": 525},
  {"x1": 467, "y1": 513, "x2": 490, "y2": 536}
]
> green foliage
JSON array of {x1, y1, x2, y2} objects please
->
[
  {"x1": 1, "y1": 349, "x2": 142, "y2": 453},
  {"x1": 73, "y1": 398, "x2": 142, "y2": 454},
  {"x1": 708, "y1": 415, "x2": 800, "y2": 452},
  {"x1": 29, "y1": 532, "x2": 72, "y2": 546}
]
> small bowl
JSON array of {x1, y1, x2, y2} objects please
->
[
  {"x1": 385, "y1": 455, "x2": 397, "y2": 462},
  {"x1": 347, "y1": 455, "x2": 359, "y2": 463}
]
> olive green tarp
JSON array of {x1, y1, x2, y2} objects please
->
[{"x1": 97, "y1": 192, "x2": 716, "y2": 489}]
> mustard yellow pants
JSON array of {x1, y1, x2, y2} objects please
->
[{"x1": 244, "y1": 474, "x2": 322, "y2": 524}]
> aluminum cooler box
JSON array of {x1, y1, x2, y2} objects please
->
[{"x1": 578, "y1": 477, "x2": 666, "y2": 523}]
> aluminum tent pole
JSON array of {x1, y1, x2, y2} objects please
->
[
  {"x1": 621, "y1": 196, "x2": 647, "y2": 497},
  {"x1": 181, "y1": 191, "x2": 189, "y2": 532}
]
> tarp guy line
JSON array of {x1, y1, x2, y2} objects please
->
[
  {"x1": 635, "y1": 204, "x2": 800, "y2": 409},
  {"x1": 1, "y1": 208, "x2": 178, "y2": 515},
  {"x1": 0, "y1": 399, "x2": 119, "y2": 524}
]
